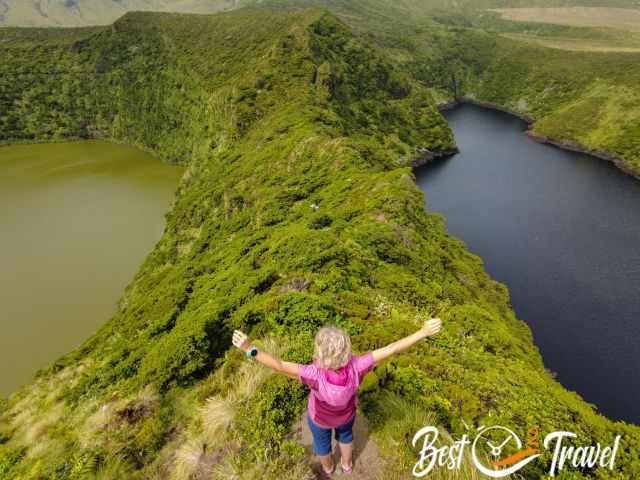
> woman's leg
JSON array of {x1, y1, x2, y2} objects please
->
[
  {"x1": 334, "y1": 415, "x2": 356, "y2": 471},
  {"x1": 307, "y1": 414, "x2": 334, "y2": 474},
  {"x1": 338, "y1": 441, "x2": 353, "y2": 469},
  {"x1": 318, "y1": 453, "x2": 335, "y2": 474}
]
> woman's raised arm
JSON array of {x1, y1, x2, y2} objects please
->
[
  {"x1": 232, "y1": 330, "x2": 300, "y2": 379},
  {"x1": 371, "y1": 318, "x2": 442, "y2": 366}
]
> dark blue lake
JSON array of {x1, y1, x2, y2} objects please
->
[{"x1": 415, "y1": 104, "x2": 640, "y2": 424}]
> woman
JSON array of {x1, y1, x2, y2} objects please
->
[{"x1": 231, "y1": 318, "x2": 442, "y2": 476}]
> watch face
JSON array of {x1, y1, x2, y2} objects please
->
[{"x1": 250, "y1": 347, "x2": 258, "y2": 357}]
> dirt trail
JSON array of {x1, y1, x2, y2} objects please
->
[{"x1": 293, "y1": 413, "x2": 385, "y2": 480}]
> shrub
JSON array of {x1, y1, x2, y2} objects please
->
[{"x1": 235, "y1": 376, "x2": 307, "y2": 461}]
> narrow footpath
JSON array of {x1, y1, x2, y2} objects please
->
[{"x1": 294, "y1": 413, "x2": 385, "y2": 479}]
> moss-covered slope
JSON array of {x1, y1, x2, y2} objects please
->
[{"x1": 0, "y1": 8, "x2": 638, "y2": 480}]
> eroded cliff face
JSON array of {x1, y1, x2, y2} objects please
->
[{"x1": 0, "y1": 8, "x2": 638, "y2": 480}]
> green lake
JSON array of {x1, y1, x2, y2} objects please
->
[{"x1": 0, "y1": 141, "x2": 183, "y2": 396}]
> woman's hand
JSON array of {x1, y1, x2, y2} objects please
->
[
  {"x1": 421, "y1": 318, "x2": 442, "y2": 337},
  {"x1": 232, "y1": 329, "x2": 251, "y2": 352},
  {"x1": 232, "y1": 330, "x2": 301, "y2": 379},
  {"x1": 372, "y1": 318, "x2": 443, "y2": 366}
]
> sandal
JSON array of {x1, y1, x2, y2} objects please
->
[
  {"x1": 339, "y1": 462, "x2": 353, "y2": 475},
  {"x1": 321, "y1": 463, "x2": 336, "y2": 477}
]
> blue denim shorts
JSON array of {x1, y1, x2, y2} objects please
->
[{"x1": 307, "y1": 413, "x2": 355, "y2": 455}]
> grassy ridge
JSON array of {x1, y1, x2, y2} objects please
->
[{"x1": 1, "y1": 7, "x2": 639, "y2": 480}]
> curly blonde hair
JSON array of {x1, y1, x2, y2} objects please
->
[{"x1": 314, "y1": 325, "x2": 352, "y2": 370}]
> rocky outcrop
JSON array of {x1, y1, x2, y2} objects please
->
[{"x1": 411, "y1": 146, "x2": 459, "y2": 168}]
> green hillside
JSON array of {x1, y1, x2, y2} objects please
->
[
  {"x1": 1, "y1": 6, "x2": 639, "y2": 480},
  {"x1": 3, "y1": 0, "x2": 640, "y2": 178},
  {"x1": 235, "y1": 1, "x2": 640, "y2": 177},
  {"x1": 409, "y1": 27, "x2": 640, "y2": 177}
]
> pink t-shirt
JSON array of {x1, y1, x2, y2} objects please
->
[{"x1": 298, "y1": 352, "x2": 375, "y2": 428}]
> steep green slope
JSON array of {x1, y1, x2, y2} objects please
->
[
  {"x1": 239, "y1": 1, "x2": 640, "y2": 178},
  {"x1": 410, "y1": 27, "x2": 640, "y2": 177},
  {"x1": 1, "y1": 8, "x2": 639, "y2": 480},
  {"x1": 470, "y1": 36, "x2": 640, "y2": 176}
]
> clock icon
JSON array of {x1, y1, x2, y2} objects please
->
[
  {"x1": 476, "y1": 425, "x2": 522, "y2": 459},
  {"x1": 471, "y1": 425, "x2": 541, "y2": 478}
]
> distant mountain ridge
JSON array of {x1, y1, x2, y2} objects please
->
[
  {"x1": 3, "y1": 0, "x2": 639, "y2": 28},
  {"x1": 0, "y1": 0, "x2": 241, "y2": 27}
]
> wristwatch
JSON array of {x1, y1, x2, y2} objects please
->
[{"x1": 245, "y1": 346, "x2": 258, "y2": 359}]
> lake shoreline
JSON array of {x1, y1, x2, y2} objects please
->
[
  {"x1": 0, "y1": 136, "x2": 185, "y2": 167},
  {"x1": 438, "y1": 97, "x2": 640, "y2": 181}
]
